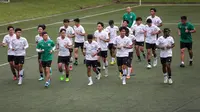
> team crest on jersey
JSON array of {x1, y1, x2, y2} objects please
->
[
  {"x1": 48, "y1": 43, "x2": 51, "y2": 46},
  {"x1": 130, "y1": 16, "x2": 132, "y2": 18}
]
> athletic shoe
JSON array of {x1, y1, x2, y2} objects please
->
[
  {"x1": 105, "y1": 68, "x2": 108, "y2": 76},
  {"x1": 88, "y1": 81, "x2": 93, "y2": 86},
  {"x1": 110, "y1": 61, "x2": 114, "y2": 65},
  {"x1": 73, "y1": 61, "x2": 78, "y2": 66},
  {"x1": 96, "y1": 73, "x2": 101, "y2": 80},
  {"x1": 70, "y1": 57, "x2": 73, "y2": 62},
  {"x1": 102, "y1": 66, "x2": 106, "y2": 70},
  {"x1": 180, "y1": 64, "x2": 185, "y2": 68},
  {"x1": 147, "y1": 64, "x2": 152, "y2": 69},
  {"x1": 122, "y1": 77, "x2": 126, "y2": 85},
  {"x1": 153, "y1": 58, "x2": 157, "y2": 67},
  {"x1": 60, "y1": 75, "x2": 64, "y2": 81},
  {"x1": 18, "y1": 77, "x2": 23, "y2": 85},
  {"x1": 126, "y1": 75, "x2": 130, "y2": 79},
  {"x1": 168, "y1": 78, "x2": 173, "y2": 84},
  {"x1": 38, "y1": 77, "x2": 44, "y2": 81},
  {"x1": 13, "y1": 76, "x2": 17, "y2": 81},
  {"x1": 189, "y1": 61, "x2": 193, "y2": 66},
  {"x1": 44, "y1": 82, "x2": 50, "y2": 87},
  {"x1": 65, "y1": 78, "x2": 70, "y2": 82},
  {"x1": 69, "y1": 65, "x2": 73, "y2": 71},
  {"x1": 164, "y1": 76, "x2": 168, "y2": 84}
]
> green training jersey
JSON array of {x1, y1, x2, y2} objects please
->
[
  {"x1": 123, "y1": 12, "x2": 136, "y2": 28},
  {"x1": 37, "y1": 39, "x2": 55, "y2": 61},
  {"x1": 178, "y1": 22, "x2": 194, "y2": 43}
]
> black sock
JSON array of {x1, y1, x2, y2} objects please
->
[
  {"x1": 137, "y1": 56, "x2": 141, "y2": 60},
  {"x1": 119, "y1": 70, "x2": 123, "y2": 74},
  {"x1": 143, "y1": 53, "x2": 146, "y2": 58},
  {"x1": 168, "y1": 72, "x2": 171, "y2": 79},
  {"x1": 95, "y1": 68, "x2": 100, "y2": 75},
  {"x1": 75, "y1": 58, "x2": 78, "y2": 61},
  {"x1": 40, "y1": 72, "x2": 43, "y2": 77},
  {"x1": 148, "y1": 59, "x2": 151, "y2": 64},
  {"x1": 66, "y1": 74, "x2": 69, "y2": 78}
]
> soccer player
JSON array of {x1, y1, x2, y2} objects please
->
[
  {"x1": 83, "y1": 34, "x2": 101, "y2": 86},
  {"x1": 122, "y1": 20, "x2": 133, "y2": 35},
  {"x1": 132, "y1": 17, "x2": 146, "y2": 61},
  {"x1": 146, "y1": 8, "x2": 162, "y2": 27},
  {"x1": 122, "y1": 7, "x2": 137, "y2": 28},
  {"x1": 73, "y1": 18, "x2": 86, "y2": 65},
  {"x1": 94, "y1": 22, "x2": 110, "y2": 77},
  {"x1": 36, "y1": 32, "x2": 55, "y2": 87},
  {"x1": 9, "y1": 28, "x2": 29, "y2": 85},
  {"x1": 144, "y1": 19, "x2": 161, "y2": 69},
  {"x1": 178, "y1": 16, "x2": 196, "y2": 67},
  {"x1": 1, "y1": 26, "x2": 17, "y2": 80},
  {"x1": 59, "y1": 19, "x2": 75, "y2": 70},
  {"x1": 105, "y1": 20, "x2": 119, "y2": 65},
  {"x1": 114, "y1": 26, "x2": 133, "y2": 85},
  {"x1": 57, "y1": 29, "x2": 72, "y2": 82},
  {"x1": 125, "y1": 27, "x2": 135, "y2": 79},
  {"x1": 156, "y1": 28, "x2": 175, "y2": 84}
]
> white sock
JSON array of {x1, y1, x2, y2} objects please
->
[
  {"x1": 127, "y1": 67, "x2": 131, "y2": 76},
  {"x1": 112, "y1": 57, "x2": 115, "y2": 62},
  {"x1": 181, "y1": 61, "x2": 184, "y2": 64},
  {"x1": 88, "y1": 77, "x2": 92, "y2": 82},
  {"x1": 163, "y1": 73, "x2": 167, "y2": 77},
  {"x1": 122, "y1": 76, "x2": 126, "y2": 82},
  {"x1": 105, "y1": 60, "x2": 108, "y2": 66},
  {"x1": 122, "y1": 69, "x2": 127, "y2": 76},
  {"x1": 19, "y1": 69, "x2": 24, "y2": 76},
  {"x1": 189, "y1": 58, "x2": 193, "y2": 61}
]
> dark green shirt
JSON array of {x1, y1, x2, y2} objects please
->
[
  {"x1": 178, "y1": 22, "x2": 194, "y2": 43},
  {"x1": 123, "y1": 12, "x2": 136, "y2": 28}
]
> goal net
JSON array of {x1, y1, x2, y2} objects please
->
[{"x1": 0, "y1": 0, "x2": 10, "y2": 3}]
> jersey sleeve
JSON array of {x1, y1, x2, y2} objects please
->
[
  {"x1": 123, "y1": 14, "x2": 126, "y2": 20},
  {"x1": 189, "y1": 23, "x2": 195, "y2": 30},
  {"x1": 158, "y1": 17, "x2": 162, "y2": 24},
  {"x1": 36, "y1": 42, "x2": 41, "y2": 49},
  {"x1": 71, "y1": 27, "x2": 75, "y2": 34},
  {"x1": 171, "y1": 37, "x2": 175, "y2": 44},
  {"x1": 83, "y1": 41, "x2": 87, "y2": 49},
  {"x1": 155, "y1": 26, "x2": 161, "y2": 32},
  {"x1": 35, "y1": 36, "x2": 38, "y2": 43},
  {"x1": 128, "y1": 38, "x2": 133, "y2": 46},
  {"x1": 68, "y1": 39, "x2": 72, "y2": 46},
  {"x1": 156, "y1": 38, "x2": 161, "y2": 46},
  {"x1": 132, "y1": 13, "x2": 136, "y2": 21},
  {"x1": 23, "y1": 38, "x2": 29, "y2": 49},
  {"x1": 105, "y1": 32, "x2": 109, "y2": 40},
  {"x1": 51, "y1": 40, "x2": 55, "y2": 47},
  {"x1": 81, "y1": 26, "x2": 86, "y2": 34},
  {"x1": 2, "y1": 36, "x2": 7, "y2": 43},
  {"x1": 178, "y1": 23, "x2": 181, "y2": 29}
]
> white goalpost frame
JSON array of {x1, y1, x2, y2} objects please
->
[
  {"x1": 139, "y1": 0, "x2": 142, "y2": 6},
  {"x1": 0, "y1": 0, "x2": 10, "y2": 3}
]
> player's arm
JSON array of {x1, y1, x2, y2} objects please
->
[
  {"x1": 65, "y1": 40, "x2": 73, "y2": 49},
  {"x1": 157, "y1": 18, "x2": 163, "y2": 27},
  {"x1": 167, "y1": 37, "x2": 175, "y2": 49},
  {"x1": 1, "y1": 36, "x2": 8, "y2": 47},
  {"x1": 124, "y1": 39, "x2": 133, "y2": 49},
  {"x1": 24, "y1": 39, "x2": 29, "y2": 49},
  {"x1": 189, "y1": 24, "x2": 196, "y2": 33},
  {"x1": 36, "y1": 42, "x2": 43, "y2": 52},
  {"x1": 156, "y1": 39, "x2": 165, "y2": 50},
  {"x1": 68, "y1": 29, "x2": 75, "y2": 38},
  {"x1": 131, "y1": 13, "x2": 136, "y2": 28},
  {"x1": 101, "y1": 33, "x2": 110, "y2": 42}
]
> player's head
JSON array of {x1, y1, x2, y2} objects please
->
[
  {"x1": 163, "y1": 28, "x2": 171, "y2": 38},
  {"x1": 15, "y1": 28, "x2": 22, "y2": 38},
  {"x1": 119, "y1": 26, "x2": 127, "y2": 37},
  {"x1": 63, "y1": 19, "x2": 70, "y2": 26},
  {"x1": 108, "y1": 20, "x2": 114, "y2": 27},
  {"x1": 122, "y1": 20, "x2": 129, "y2": 27},
  {"x1": 97, "y1": 22, "x2": 104, "y2": 31},
  {"x1": 136, "y1": 17, "x2": 142, "y2": 24},
  {"x1": 74, "y1": 18, "x2": 80, "y2": 26},
  {"x1": 87, "y1": 34, "x2": 93, "y2": 43},
  {"x1": 125, "y1": 27, "x2": 129, "y2": 37},
  {"x1": 181, "y1": 16, "x2": 187, "y2": 24},
  {"x1": 42, "y1": 31, "x2": 48, "y2": 40},
  {"x1": 126, "y1": 7, "x2": 131, "y2": 13},
  {"x1": 150, "y1": 8, "x2": 157, "y2": 16},
  {"x1": 7, "y1": 26, "x2": 14, "y2": 35},
  {"x1": 37, "y1": 24, "x2": 46, "y2": 34},
  {"x1": 60, "y1": 29, "x2": 66, "y2": 38},
  {"x1": 146, "y1": 19, "x2": 152, "y2": 26}
]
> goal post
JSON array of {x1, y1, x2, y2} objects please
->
[{"x1": 0, "y1": 0, "x2": 10, "y2": 3}]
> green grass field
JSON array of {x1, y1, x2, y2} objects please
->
[{"x1": 0, "y1": 3, "x2": 200, "y2": 112}]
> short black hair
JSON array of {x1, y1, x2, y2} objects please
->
[
  {"x1": 136, "y1": 17, "x2": 142, "y2": 21},
  {"x1": 37, "y1": 24, "x2": 46, "y2": 30},
  {"x1": 60, "y1": 29, "x2": 66, "y2": 33},
  {"x1": 63, "y1": 19, "x2": 70, "y2": 23},
  {"x1": 42, "y1": 31, "x2": 48, "y2": 36},
  {"x1": 15, "y1": 28, "x2": 22, "y2": 32},
  {"x1": 181, "y1": 16, "x2": 187, "y2": 20},
  {"x1": 108, "y1": 20, "x2": 114, "y2": 25},
  {"x1": 74, "y1": 18, "x2": 80, "y2": 23},
  {"x1": 87, "y1": 34, "x2": 93, "y2": 40},
  {"x1": 119, "y1": 26, "x2": 127, "y2": 32},
  {"x1": 7, "y1": 25, "x2": 14, "y2": 31},
  {"x1": 97, "y1": 22, "x2": 104, "y2": 27},
  {"x1": 123, "y1": 20, "x2": 129, "y2": 24},
  {"x1": 125, "y1": 27, "x2": 129, "y2": 34},
  {"x1": 146, "y1": 19, "x2": 152, "y2": 23},
  {"x1": 150, "y1": 8, "x2": 157, "y2": 12}
]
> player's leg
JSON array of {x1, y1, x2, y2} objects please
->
[
  {"x1": 135, "y1": 43, "x2": 141, "y2": 61},
  {"x1": 69, "y1": 48, "x2": 73, "y2": 70},
  {"x1": 58, "y1": 56, "x2": 65, "y2": 81},
  {"x1": 109, "y1": 44, "x2": 116, "y2": 65},
  {"x1": 44, "y1": 61, "x2": 52, "y2": 87},
  {"x1": 122, "y1": 57, "x2": 128, "y2": 85},
  {"x1": 127, "y1": 52, "x2": 133, "y2": 79},
  {"x1": 64, "y1": 56, "x2": 70, "y2": 82},
  {"x1": 180, "y1": 42, "x2": 186, "y2": 67},
  {"x1": 139, "y1": 42, "x2": 146, "y2": 59},
  {"x1": 18, "y1": 56, "x2": 25, "y2": 85},
  {"x1": 96, "y1": 53, "x2": 101, "y2": 80},
  {"x1": 166, "y1": 57, "x2": 173, "y2": 84},
  {"x1": 102, "y1": 51, "x2": 108, "y2": 77},
  {"x1": 86, "y1": 60, "x2": 93, "y2": 85},
  {"x1": 74, "y1": 42, "x2": 79, "y2": 65},
  {"x1": 146, "y1": 43, "x2": 152, "y2": 69},
  {"x1": 38, "y1": 53, "x2": 44, "y2": 81},
  {"x1": 117, "y1": 57, "x2": 123, "y2": 79},
  {"x1": 161, "y1": 58, "x2": 168, "y2": 84},
  {"x1": 187, "y1": 43, "x2": 193, "y2": 66},
  {"x1": 8, "y1": 55, "x2": 17, "y2": 80},
  {"x1": 152, "y1": 44, "x2": 157, "y2": 67},
  {"x1": 80, "y1": 43, "x2": 86, "y2": 64}
]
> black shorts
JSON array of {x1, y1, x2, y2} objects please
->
[
  {"x1": 180, "y1": 42, "x2": 192, "y2": 50},
  {"x1": 108, "y1": 43, "x2": 114, "y2": 50},
  {"x1": 86, "y1": 60, "x2": 98, "y2": 68},
  {"x1": 14, "y1": 56, "x2": 25, "y2": 65},
  {"x1": 8, "y1": 55, "x2": 15, "y2": 62},
  {"x1": 97, "y1": 51, "x2": 108, "y2": 58},
  {"x1": 160, "y1": 57, "x2": 172, "y2": 64},
  {"x1": 135, "y1": 41, "x2": 144, "y2": 46},
  {"x1": 57, "y1": 56, "x2": 70, "y2": 65},
  {"x1": 74, "y1": 42, "x2": 84, "y2": 49},
  {"x1": 42, "y1": 61, "x2": 52, "y2": 68},
  {"x1": 117, "y1": 57, "x2": 128, "y2": 66},
  {"x1": 146, "y1": 43, "x2": 156, "y2": 50},
  {"x1": 38, "y1": 52, "x2": 42, "y2": 60}
]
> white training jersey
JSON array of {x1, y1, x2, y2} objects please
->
[
  {"x1": 127, "y1": 27, "x2": 133, "y2": 35},
  {"x1": 144, "y1": 25, "x2": 160, "y2": 44},
  {"x1": 127, "y1": 34, "x2": 136, "y2": 53},
  {"x1": 84, "y1": 40, "x2": 100, "y2": 61},
  {"x1": 146, "y1": 16, "x2": 162, "y2": 26},
  {"x1": 9, "y1": 37, "x2": 29, "y2": 56},
  {"x1": 35, "y1": 34, "x2": 50, "y2": 43},
  {"x1": 156, "y1": 36, "x2": 174, "y2": 58},
  {"x1": 94, "y1": 30, "x2": 109, "y2": 51},
  {"x1": 114, "y1": 36, "x2": 132, "y2": 57},
  {"x1": 105, "y1": 25, "x2": 119, "y2": 44},
  {"x1": 73, "y1": 25, "x2": 85, "y2": 43},
  {"x1": 59, "y1": 26, "x2": 75, "y2": 43},
  {"x1": 57, "y1": 36, "x2": 72, "y2": 57},
  {"x1": 132, "y1": 24, "x2": 145, "y2": 42},
  {"x1": 2, "y1": 34, "x2": 16, "y2": 55}
]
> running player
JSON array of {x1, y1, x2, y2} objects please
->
[
  {"x1": 178, "y1": 16, "x2": 196, "y2": 67},
  {"x1": 156, "y1": 28, "x2": 175, "y2": 84},
  {"x1": 105, "y1": 20, "x2": 119, "y2": 65},
  {"x1": 59, "y1": 19, "x2": 75, "y2": 70},
  {"x1": 36, "y1": 32, "x2": 55, "y2": 87},
  {"x1": 122, "y1": 7, "x2": 137, "y2": 28},
  {"x1": 83, "y1": 34, "x2": 101, "y2": 86},
  {"x1": 132, "y1": 17, "x2": 146, "y2": 61},
  {"x1": 94, "y1": 22, "x2": 110, "y2": 77},
  {"x1": 144, "y1": 19, "x2": 161, "y2": 69},
  {"x1": 122, "y1": 20, "x2": 133, "y2": 35},
  {"x1": 9, "y1": 28, "x2": 29, "y2": 85},
  {"x1": 1, "y1": 26, "x2": 17, "y2": 80},
  {"x1": 146, "y1": 8, "x2": 162, "y2": 27},
  {"x1": 114, "y1": 26, "x2": 133, "y2": 85},
  {"x1": 73, "y1": 18, "x2": 86, "y2": 65},
  {"x1": 57, "y1": 29, "x2": 72, "y2": 82}
]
